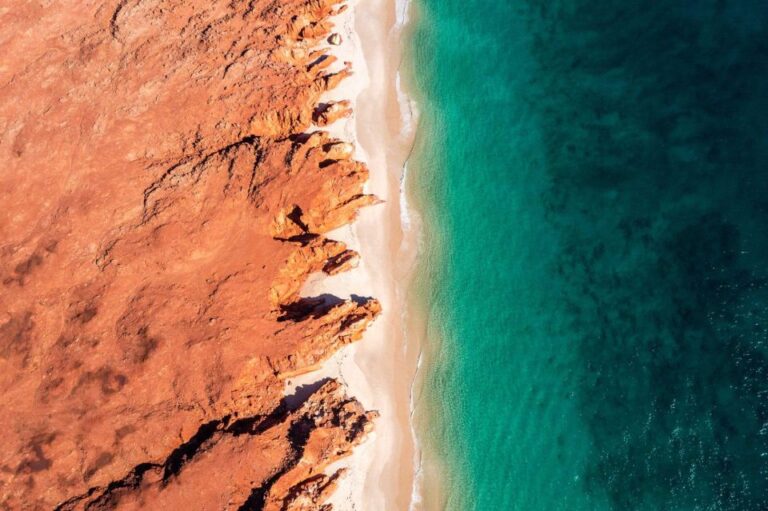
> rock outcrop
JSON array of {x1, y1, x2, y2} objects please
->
[
  {"x1": 313, "y1": 101, "x2": 354, "y2": 127},
  {"x1": 54, "y1": 381, "x2": 376, "y2": 511},
  {"x1": 0, "y1": 1, "x2": 377, "y2": 509}
]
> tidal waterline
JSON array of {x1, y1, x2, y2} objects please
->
[{"x1": 408, "y1": 1, "x2": 768, "y2": 510}]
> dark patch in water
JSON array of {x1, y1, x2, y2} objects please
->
[{"x1": 530, "y1": 1, "x2": 768, "y2": 508}]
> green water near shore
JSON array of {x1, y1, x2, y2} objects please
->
[{"x1": 408, "y1": 1, "x2": 768, "y2": 509}]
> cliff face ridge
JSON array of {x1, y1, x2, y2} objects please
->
[{"x1": 0, "y1": 1, "x2": 378, "y2": 509}]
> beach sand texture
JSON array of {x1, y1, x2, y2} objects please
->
[{"x1": 286, "y1": 0, "x2": 422, "y2": 509}]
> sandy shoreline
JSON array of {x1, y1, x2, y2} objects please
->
[{"x1": 283, "y1": 0, "x2": 421, "y2": 510}]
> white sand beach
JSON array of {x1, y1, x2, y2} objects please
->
[{"x1": 283, "y1": 0, "x2": 421, "y2": 509}]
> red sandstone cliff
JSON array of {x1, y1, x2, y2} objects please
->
[{"x1": 0, "y1": 1, "x2": 378, "y2": 509}]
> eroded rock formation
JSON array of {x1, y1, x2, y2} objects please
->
[{"x1": 0, "y1": 1, "x2": 377, "y2": 509}]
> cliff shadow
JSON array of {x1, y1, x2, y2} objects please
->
[{"x1": 277, "y1": 294, "x2": 345, "y2": 322}]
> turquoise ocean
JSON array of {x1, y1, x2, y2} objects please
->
[{"x1": 407, "y1": 1, "x2": 768, "y2": 510}]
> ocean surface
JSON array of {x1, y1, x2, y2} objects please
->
[{"x1": 407, "y1": 1, "x2": 768, "y2": 510}]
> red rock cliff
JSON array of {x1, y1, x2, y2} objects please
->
[{"x1": 0, "y1": 1, "x2": 378, "y2": 509}]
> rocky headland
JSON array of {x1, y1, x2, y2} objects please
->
[{"x1": 0, "y1": 1, "x2": 382, "y2": 509}]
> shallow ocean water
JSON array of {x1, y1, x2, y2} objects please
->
[{"x1": 408, "y1": 1, "x2": 768, "y2": 510}]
